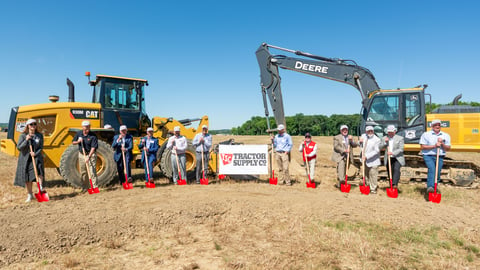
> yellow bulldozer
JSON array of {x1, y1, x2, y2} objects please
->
[{"x1": 1, "y1": 73, "x2": 219, "y2": 187}]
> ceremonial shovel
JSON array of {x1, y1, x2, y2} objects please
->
[
  {"x1": 269, "y1": 145, "x2": 278, "y2": 185},
  {"x1": 340, "y1": 145, "x2": 351, "y2": 193},
  {"x1": 29, "y1": 143, "x2": 49, "y2": 202},
  {"x1": 359, "y1": 138, "x2": 370, "y2": 195},
  {"x1": 81, "y1": 141, "x2": 99, "y2": 194},
  {"x1": 386, "y1": 142, "x2": 398, "y2": 198},
  {"x1": 200, "y1": 146, "x2": 208, "y2": 185},
  {"x1": 304, "y1": 145, "x2": 315, "y2": 188},
  {"x1": 144, "y1": 146, "x2": 155, "y2": 188},
  {"x1": 429, "y1": 147, "x2": 442, "y2": 203},
  {"x1": 174, "y1": 150, "x2": 187, "y2": 185},
  {"x1": 121, "y1": 146, "x2": 133, "y2": 190}
]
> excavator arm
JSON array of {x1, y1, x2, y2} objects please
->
[{"x1": 256, "y1": 43, "x2": 380, "y2": 129}]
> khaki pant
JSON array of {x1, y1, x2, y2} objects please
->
[
  {"x1": 275, "y1": 152, "x2": 290, "y2": 185},
  {"x1": 79, "y1": 152, "x2": 98, "y2": 188},
  {"x1": 305, "y1": 159, "x2": 316, "y2": 181},
  {"x1": 365, "y1": 165, "x2": 378, "y2": 191}
]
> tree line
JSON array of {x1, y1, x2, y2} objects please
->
[
  {"x1": 231, "y1": 114, "x2": 361, "y2": 136},
  {"x1": 227, "y1": 101, "x2": 479, "y2": 136}
]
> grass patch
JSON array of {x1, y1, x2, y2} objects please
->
[{"x1": 214, "y1": 241, "x2": 222, "y2": 250}]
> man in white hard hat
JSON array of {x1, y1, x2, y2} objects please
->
[
  {"x1": 72, "y1": 120, "x2": 99, "y2": 190},
  {"x1": 381, "y1": 125, "x2": 405, "y2": 189},
  {"x1": 167, "y1": 126, "x2": 188, "y2": 184},
  {"x1": 359, "y1": 126, "x2": 381, "y2": 194},
  {"x1": 138, "y1": 127, "x2": 159, "y2": 183},
  {"x1": 112, "y1": 125, "x2": 134, "y2": 185},
  {"x1": 192, "y1": 125, "x2": 212, "y2": 184},
  {"x1": 271, "y1": 124, "x2": 293, "y2": 185},
  {"x1": 419, "y1": 119, "x2": 451, "y2": 196},
  {"x1": 331, "y1": 125, "x2": 358, "y2": 188}
]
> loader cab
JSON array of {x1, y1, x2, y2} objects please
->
[
  {"x1": 362, "y1": 88, "x2": 426, "y2": 144},
  {"x1": 91, "y1": 74, "x2": 151, "y2": 136}
]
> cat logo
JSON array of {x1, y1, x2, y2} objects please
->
[{"x1": 405, "y1": 130, "x2": 416, "y2": 139}]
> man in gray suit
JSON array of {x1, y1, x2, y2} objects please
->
[
  {"x1": 331, "y1": 125, "x2": 358, "y2": 188},
  {"x1": 381, "y1": 125, "x2": 405, "y2": 188}
]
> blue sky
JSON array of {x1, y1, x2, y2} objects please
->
[{"x1": 1, "y1": 1, "x2": 478, "y2": 129}]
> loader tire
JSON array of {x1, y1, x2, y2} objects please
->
[
  {"x1": 159, "y1": 140, "x2": 196, "y2": 179},
  {"x1": 59, "y1": 140, "x2": 116, "y2": 188}
]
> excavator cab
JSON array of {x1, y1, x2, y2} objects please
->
[
  {"x1": 89, "y1": 74, "x2": 151, "y2": 136},
  {"x1": 362, "y1": 88, "x2": 426, "y2": 144}
]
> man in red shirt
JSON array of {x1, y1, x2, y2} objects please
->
[{"x1": 299, "y1": 132, "x2": 318, "y2": 184}]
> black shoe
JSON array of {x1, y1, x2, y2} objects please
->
[
  {"x1": 427, "y1": 187, "x2": 434, "y2": 193},
  {"x1": 128, "y1": 177, "x2": 133, "y2": 183}
]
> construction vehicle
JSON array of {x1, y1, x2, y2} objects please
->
[
  {"x1": 1, "y1": 73, "x2": 218, "y2": 187},
  {"x1": 256, "y1": 43, "x2": 480, "y2": 186}
]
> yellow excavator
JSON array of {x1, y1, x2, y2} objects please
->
[
  {"x1": 1, "y1": 73, "x2": 218, "y2": 187},
  {"x1": 256, "y1": 43, "x2": 480, "y2": 186}
]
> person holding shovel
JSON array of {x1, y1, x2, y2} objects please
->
[
  {"x1": 359, "y1": 126, "x2": 381, "y2": 194},
  {"x1": 112, "y1": 125, "x2": 134, "y2": 185},
  {"x1": 331, "y1": 125, "x2": 358, "y2": 188},
  {"x1": 271, "y1": 124, "x2": 293, "y2": 185},
  {"x1": 72, "y1": 121, "x2": 99, "y2": 191},
  {"x1": 420, "y1": 119, "x2": 451, "y2": 195},
  {"x1": 193, "y1": 125, "x2": 212, "y2": 184},
  {"x1": 381, "y1": 125, "x2": 405, "y2": 189},
  {"x1": 14, "y1": 119, "x2": 45, "y2": 203},
  {"x1": 167, "y1": 126, "x2": 188, "y2": 184},
  {"x1": 298, "y1": 132, "x2": 317, "y2": 184},
  {"x1": 138, "y1": 127, "x2": 159, "y2": 183}
]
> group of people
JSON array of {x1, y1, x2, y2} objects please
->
[
  {"x1": 271, "y1": 119, "x2": 451, "y2": 198},
  {"x1": 14, "y1": 120, "x2": 213, "y2": 202},
  {"x1": 14, "y1": 117, "x2": 450, "y2": 202}
]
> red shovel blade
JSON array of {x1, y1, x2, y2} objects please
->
[
  {"x1": 359, "y1": 185, "x2": 370, "y2": 195},
  {"x1": 123, "y1": 182, "x2": 133, "y2": 190},
  {"x1": 88, "y1": 188, "x2": 95, "y2": 194},
  {"x1": 306, "y1": 181, "x2": 316, "y2": 188},
  {"x1": 218, "y1": 174, "x2": 226, "y2": 180},
  {"x1": 340, "y1": 183, "x2": 351, "y2": 193},
  {"x1": 200, "y1": 178, "x2": 209, "y2": 185},
  {"x1": 146, "y1": 181, "x2": 156, "y2": 188},
  {"x1": 269, "y1": 177, "x2": 278, "y2": 185},
  {"x1": 177, "y1": 179, "x2": 187, "y2": 185},
  {"x1": 35, "y1": 183, "x2": 49, "y2": 202},
  {"x1": 429, "y1": 192, "x2": 441, "y2": 203},
  {"x1": 386, "y1": 187, "x2": 398, "y2": 198}
]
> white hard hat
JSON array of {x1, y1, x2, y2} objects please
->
[
  {"x1": 387, "y1": 125, "x2": 396, "y2": 132},
  {"x1": 147, "y1": 127, "x2": 154, "y2": 132},
  {"x1": 119, "y1": 125, "x2": 127, "y2": 131},
  {"x1": 366, "y1": 126, "x2": 374, "y2": 132},
  {"x1": 82, "y1": 120, "x2": 91, "y2": 127},
  {"x1": 340, "y1": 125, "x2": 348, "y2": 131},
  {"x1": 104, "y1": 124, "x2": 112, "y2": 129},
  {"x1": 202, "y1": 125, "x2": 208, "y2": 129},
  {"x1": 174, "y1": 126, "x2": 181, "y2": 132},
  {"x1": 431, "y1": 119, "x2": 442, "y2": 125},
  {"x1": 277, "y1": 124, "x2": 285, "y2": 131}
]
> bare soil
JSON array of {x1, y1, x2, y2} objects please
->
[{"x1": 1, "y1": 134, "x2": 479, "y2": 269}]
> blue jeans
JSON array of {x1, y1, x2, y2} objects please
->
[
  {"x1": 423, "y1": 155, "x2": 443, "y2": 188},
  {"x1": 143, "y1": 154, "x2": 156, "y2": 182}
]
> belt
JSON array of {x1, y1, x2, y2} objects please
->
[{"x1": 276, "y1": 151, "x2": 285, "y2": 153}]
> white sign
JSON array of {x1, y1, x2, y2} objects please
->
[{"x1": 219, "y1": 144, "x2": 268, "y2": 175}]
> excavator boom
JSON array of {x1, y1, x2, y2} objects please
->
[{"x1": 256, "y1": 43, "x2": 380, "y2": 129}]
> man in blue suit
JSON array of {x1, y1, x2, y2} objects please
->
[
  {"x1": 138, "y1": 127, "x2": 159, "y2": 183},
  {"x1": 112, "y1": 125, "x2": 133, "y2": 185}
]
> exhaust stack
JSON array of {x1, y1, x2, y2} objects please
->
[{"x1": 67, "y1": 78, "x2": 75, "y2": 102}]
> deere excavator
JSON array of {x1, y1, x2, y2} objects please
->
[
  {"x1": 1, "y1": 73, "x2": 218, "y2": 187},
  {"x1": 256, "y1": 43, "x2": 480, "y2": 186}
]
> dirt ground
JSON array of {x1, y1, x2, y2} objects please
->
[{"x1": 1, "y1": 134, "x2": 479, "y2": 269}]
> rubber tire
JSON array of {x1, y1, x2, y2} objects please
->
[
  {"x1": 159, "y1": 140, "x2": 196, "y2": 179},
  {"x1": 59, "y1": 140, "x2": 117, "y2": 188}
]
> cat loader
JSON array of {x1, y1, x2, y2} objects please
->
[{"x1": 1, "y1": 73, "x2": 218, "y2": 187}]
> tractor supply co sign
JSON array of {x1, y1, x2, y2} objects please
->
[{"x1": 219, "y1": 145, "x2": 268, "y2": 175}]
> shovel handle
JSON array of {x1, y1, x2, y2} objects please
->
[
  {"x1": 434, "y1": 146, "x2": 440, "y2": 192},
  {"x1": 144, "y1": 147, "x2": 150, "y2": 181},
  {"x1": 28, "y1": 143, "x2": 41, "y2": 184}
]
